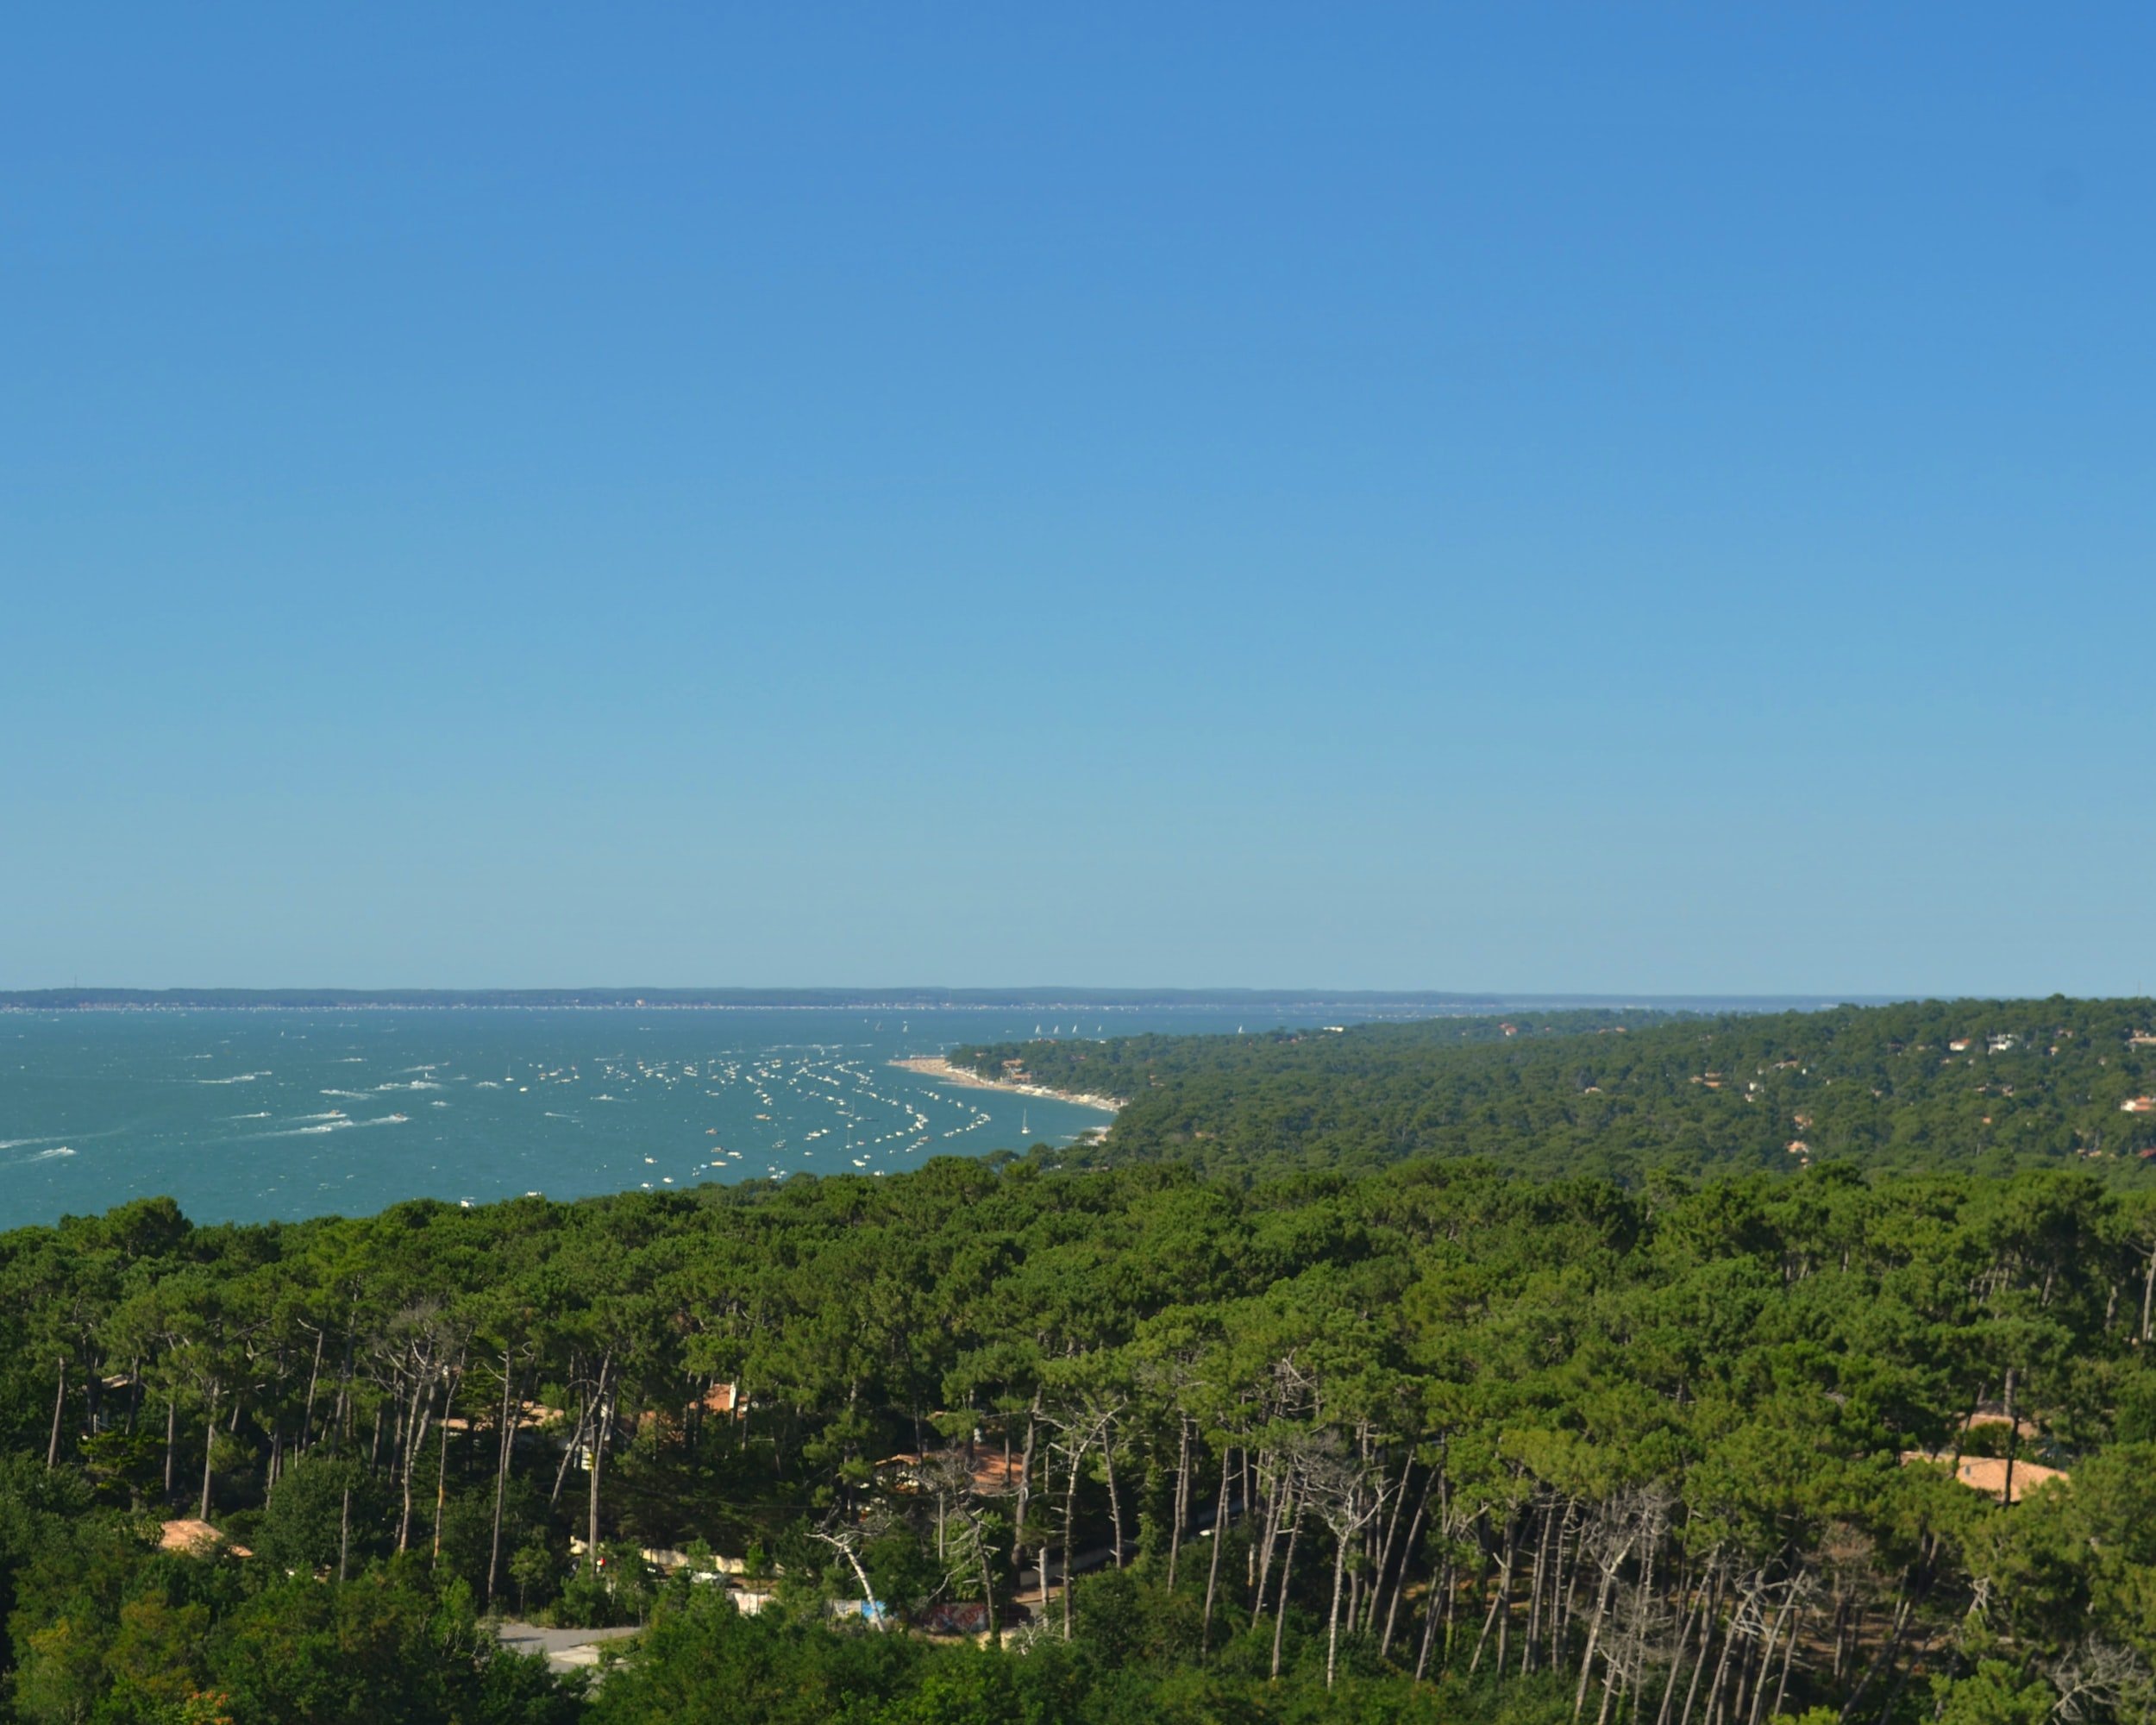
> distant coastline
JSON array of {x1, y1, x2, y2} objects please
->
[
  {"x1": 891, "y1": 1055, "x2": 1125, "y2": 1115},
  {"x1": 0, "y1": 987, "x2": 1883, "y2": 1014}
]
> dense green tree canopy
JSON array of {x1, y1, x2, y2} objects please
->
[
  {"x1": 952, "y1": 998, "x2": 2156, "y2": 1181},
  {"x1": 6, "y1": 999, "x2": 2156, "y2": 1723}
]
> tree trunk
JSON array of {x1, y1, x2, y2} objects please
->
[
  {"x1": 1470, "y1": 1534, "x2": 1507, "y2": 1675},
  {"x1": 814, "y1": 1531, "x2": 888, "y2": 1632},
  {"x1": 1677, "y1": 1568, "x2": 1724, "y2": 1725},
  {"x1": 549, "y1": 1395, "x2": 591, "y2": 1508},
  {"x1": 1622, "y1": 1515, "x2": 1661, "y2": 1714},
  {"x1": 164, "y1": 1396, "x2": 178, "y2": 1498},
  {"x1": 1495, "y1": 1513, "x2": 1520, "y2": 1678},
  {"x1": 586, "y1": 1363, "x2": 614, "y2": 1571},
  {"x1": 198, "y1": 1381, "x2": 220, "y2": 1520},
  {"x1": 431, "y1": 1360, "x2": 462, "y2": 1564},
  {"x1": 1014, "y1": 1400, "x2": 1038, "y2": 1590},
  {"x1": 1552, "y1": 1501, "x2": 1580, "y2": 1666},
  {"x1": 1656, "y1": 1586, "x2": 1706, "y2": 1725},
  {"x1": 334, "y1": 1334, "x2": 354, "y2": 1451},
  {"x1": 398, "y1": 1374, "x2": 436, "y2": 1553},
  {"x1": 1169, "y1": 1416, "x2": 1192, "y2": 1589},
  {"x1": 1748, "y1": 1584, "x2": 1800, "y2": 1725},
  {"x1": 1101, "y1": 1422, "x2": 1125, "y2": 1568},
  {"x1": 1269, "y1": 1491, "x2": 1303, "y2": 1681},
  {"x1": 976, "y1": 1518, "x2": 999, "y2": 1649},
  {"x1": 1771, "y1": 1598, "x2": 1803, "y2": 1721},
  {"x1": 1251, "y1": 1450, "x2": 1282, "y2": 1628},
  {"x1": 1327, "y1": 1517, "x2": 1350, "y2": 1688},
  {"x1": 1368, "y1": 1460, "x2": 1413, "y2": 1636},
  {"x1": 1202, "y1": 1444, "x2": 1232, "y2": 1653},
  {"x1": 1839, "y1": 1569, "x2": 1920, "y2": 1725},
  {"x1": 1060, "y1": 1435, "x2": 1087, "y2": 1640},
  {"x1": 486, "y1": 1355, "x2": 519, "y2": 1609},
  {"x1": 2001, "y1": 1367, "x2": 2019, "y2": 1507},
  {"x1": 1526, "y1": 1496, "x2": 1554, "y2": 1674},
  {"x1": 1415, "y1": 1549, "x2": 1447, "y2": 1682},
  {"x1": 299, "y1": 1327, "x2": 326, "y2": 1452},
  {"x1": 1695, "y1": 1579, "x2": 1747, "y2": 1725},
  {"x1": 1572, "y1": 1539, "x2": 1628, "y2": 1722},
  {"x1": 1035, "y1": 1427, "x2": 1052, "y2": 1628},
  {"x1": 1381, "y1": 1465, "x2": 1436, "y2": 1658},
  {"x1": 47, "y1": 1358, "x2": 66, "y2": 1469}
]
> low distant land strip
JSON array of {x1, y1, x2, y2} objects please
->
[
  {"x1": 0, "y1": 986, "x2": 1881, "y2": 1013},
  {"x1": 890, "y1": 1054, "x2": 1124, "y2": 1113}
]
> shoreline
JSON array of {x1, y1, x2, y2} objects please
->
[{"x1": 890, "y1": 1056, "x2": 1124, "y2": 1115}]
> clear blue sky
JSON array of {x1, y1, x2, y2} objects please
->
[{"x1": 4, "y1": 7, "x2": 2151, "y2": 996}]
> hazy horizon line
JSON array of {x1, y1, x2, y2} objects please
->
[{"x1": 0, "y1": 983, "x2": 1967, "y2": 1010}]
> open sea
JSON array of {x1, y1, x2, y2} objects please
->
[{"x1": 0, "y1": 1005, "x2": 1336, "y2": 1230}]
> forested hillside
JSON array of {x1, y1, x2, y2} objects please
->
[
  {"x1": 952, "y1": 998, "x2": 2156, "y2": 1182},
  {"x1": 10, "y1": 1119, "x2": 2156, "y2": 1722}
]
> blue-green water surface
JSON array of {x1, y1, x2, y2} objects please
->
[{"x1": 0, "y1": 1006, "x2": 1306, "y2": 1228}]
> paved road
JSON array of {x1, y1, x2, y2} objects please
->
[{"x1": 494, "y1": 1622, "x2": 642, "y2": 1672}]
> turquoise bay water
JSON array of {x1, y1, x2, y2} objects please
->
[{"x1": 0, "y1": 1006, "x2": 1292, "y2": 1229}]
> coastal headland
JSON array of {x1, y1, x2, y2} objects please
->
[{"x1": 890, "y1": 1054, "x2": 1124, "y2": 1115}]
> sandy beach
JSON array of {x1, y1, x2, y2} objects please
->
[{"x1": 891, "y1": 1055, "x2": 1124, "y2": 1115}]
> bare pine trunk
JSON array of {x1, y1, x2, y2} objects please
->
[
  {"x1": 486, "y1": 1356, "x2": 518, "y2": 1609},
  {"x1": 1014, "y1": 1402, "x2": 1038, "y2": 1589},
  {"x1": 1368, "y1": 1461, "x2": 1413, "y2": 1637},
  {"x1": 47, "y1": 1359, "x2": 66, "y2": 1469},
  {"x1": 431, "y1": 1363, "x2": 461, "y2": 1564},
  {"x1": 1037, "y1": 1430, "x2": 1052, "y2": 1622},
  {"x1": 1696, "y1": 1582, "x2": 1747, "y2": 1725},
  {"x1": 1677, "y1": 1570, "x2": 1724, "y2": 1725},
  {"x1": 198, "y1": 1382, "x2": 220, "y2": 1520},
  {"x1": 1572, "y1": 1542, "x2": 1626, "y2": 1722},
  {"x1": 586, "y1": 1363, "x2": 614, "y2": 1570},
  {"x1": 1169, "y1": 1417, "x2": 1192, "y2": 1589},
  {"x1": 398, "y1": 1377, "x2": 436, "y2": 1553},
  {"x1": 1655, "y1": 1589, "x2": 1705, "y2": 1725},
  {"x1": 1526, "y1": 1498, "x2": 1554, "y2": 1673},
  {"x1": 1415, "y1": 1551, "x2": 1448, "y2": 1681},
  {"x1": 1202, "y1": 1444, "x2": 1232, "y2": 1653},
  {"x1": 1748, "y1": 1585, "x2": 1800, "y2": 1725},
  {"x1": 1327, "y1": 1521, "x2": 1350, "y2": 1688},
  {"x1": 1381, "y1": 1466, "x2": 1436, "y2": 1657},
  {"x1": 299, "y1": 1327, "x2": 325, "y2": 1452},
  {"x1": 1471, "y1": 1534, "x2": 1509, "y2": 1676},
  {"x1": 548, "y1": 1396, "x2": 590, "y2": 1508},
  {"x1": 1270, "y1": 1491, "x2": 1302, "y2": 1681},
  {"x1": 1101, "y1": 1426, "x2": 1125, "y2": 1568},
  {"x1": 1060, "y1": 1437, "x2": 1087, "y2": 1640},
  {"x1": 1252, "y1": 1453, "x2": 1284, "y2": 1628},
  {"x1": 1771, "y1": 1599, "x2": 1804, "y2": 1721},
  {"x1": 1495, "y1": 1515, "x2": 1520, "y2": 1678}
]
